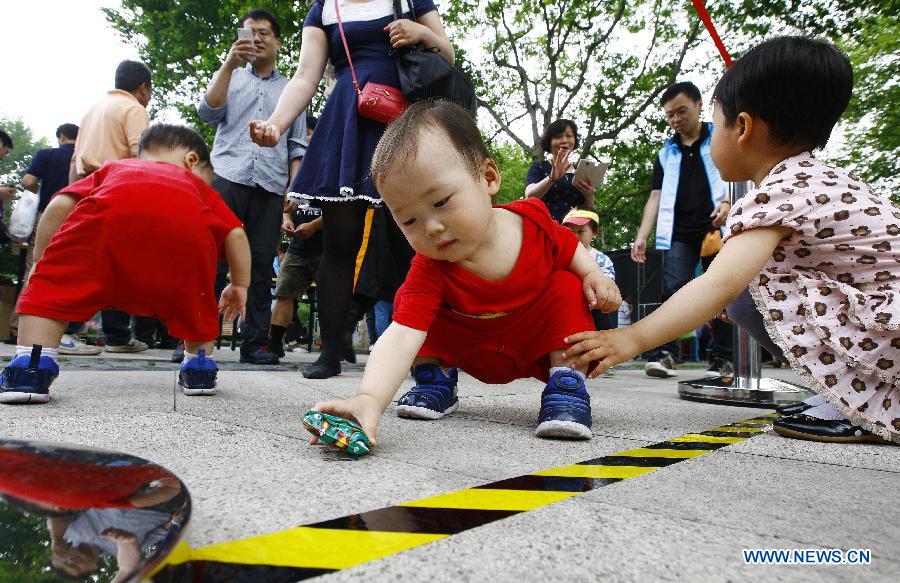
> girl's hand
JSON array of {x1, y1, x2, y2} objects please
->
[
  {"x1": 550, "y1": 147, "x2": 573, "y2": 182},
  {"x1": 219, "y1": 284, "x2": 247, "y2": 322},
  {"x1": 583, "y1": 272, "x2": 621, "y2": 312},
  {"x1": 574, "y1": 176, "x2": 595, "y2": 198},
  {"x1": 312, "y1": 394, "x2": 383, "y2": 447},
  {"x1": 563, "y1": 328, "x2": 641, "y2": 378},
  {"x1": 384, "y1": 19, "x2": 429, "y2": 48},
  {"x1": 249, "y1": 120, "x2": 281, "y2": 148}
]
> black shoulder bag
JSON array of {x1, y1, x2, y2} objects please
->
[{"x1": 391, "y1": 0, "x2": 477, "y2": 116}]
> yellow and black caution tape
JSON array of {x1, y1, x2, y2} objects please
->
[{"x1": 152, "y1": 413, "x2": 778, "y2": 581}]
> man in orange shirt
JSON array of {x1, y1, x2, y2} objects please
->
[{"x1": 68, "y1": 60, "x2": 156, "y2": 353}]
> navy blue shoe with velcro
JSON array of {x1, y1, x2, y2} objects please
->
[
  {"x1": 535, "y1": 370, "x2": 592, "y2": 439},
  {"x1": 396, "y1": 364, "x2": 459, "y2": 420},
  {"x1": 178, "y1": 349, "x2": 218, "y2": 396},
  {"x1": 1, "y1": 345, "x2": 58, "y2": 404}
]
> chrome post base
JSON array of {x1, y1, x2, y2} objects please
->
[{"x1": 678, "y1": 376, "x2": 813, "y2": 408}]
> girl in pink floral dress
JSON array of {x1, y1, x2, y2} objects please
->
[{"x1": 563, "y1": 36, "x2": 898, "y2": 444}]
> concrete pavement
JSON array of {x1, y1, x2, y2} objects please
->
[{"x1": 0, "y1": 345, "x2": 896, "y2": 582}]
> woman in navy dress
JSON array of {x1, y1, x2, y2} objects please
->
[
  {"x1": 251, "y1": 0, "x2": 455, "y2": 378},
  {"x1": 525, "y1": 119, "x2": 597, "y2": 223}
]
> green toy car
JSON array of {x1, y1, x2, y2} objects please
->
[{"x1": 302, "y1": 410, "x2": 371, "y2": 456}]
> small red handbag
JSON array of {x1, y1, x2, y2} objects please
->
[{"x1": 334, "y1": 0, "x2": 410, "y2": 125}]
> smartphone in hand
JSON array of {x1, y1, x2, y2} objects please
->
[{"x1": 236, "y1": 28, "x2": 256, "y2": 62}]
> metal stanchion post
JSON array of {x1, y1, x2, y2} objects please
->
[{"x1": 677, "y1": 181, "x2": 812, "y2": 408}]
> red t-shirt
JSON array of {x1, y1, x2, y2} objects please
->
[
  {"x1": 394, "y1": 198, "x2": 579, "y2": 331},
  {"x1": 60, "y1": 159, "x2": 241, "y2": 255}
]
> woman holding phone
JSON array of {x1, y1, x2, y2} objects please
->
[
  {"x1": 249, "y1": 0, "x2": 455, "y2": 379},
  {"x1": 525, "y1": 119, "x2": 597, "y2": 223}
]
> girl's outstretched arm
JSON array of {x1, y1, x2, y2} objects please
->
[{"x1": 564, "y1": 225, "x2": 791, "y2": 376}]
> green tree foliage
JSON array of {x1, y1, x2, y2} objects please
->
[
  {"x1": 837, "y1": 13, "x2": 898, "y2": 192},
  {"x1": 104, "y1": 1, "x2": 316, "y2": 143}
]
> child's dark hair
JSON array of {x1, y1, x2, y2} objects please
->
[
  {"x1": 0, "y1": 129, "x2": 13, "y2": 149},
  {"x1": 115, "y1": 60, "x2": 152, "y2": 92},
  {"x1": 139, "y1": 124, "x2": 211, "y2": 166},
  {"x1": 713, "y1": 36, "x2": 852, "y2": 150},
  {"x1": 660, "y1": 81, "x2": 702, "y2": 106},
  {"x1": 371, "y1": 99, "x2": 489, "y2": 189},
  {"x1": 540, "y1": 119, "x2": 579, "y2": 153},
  {"x1": 56, "y1": 123, "x2": 78, "y2": 141},
  {"x1": 239, "y1": 8, "x2": 281, "y2": 38},
  {"x1": 306, "y1": 113, "x2": 318, "y2": 130}
]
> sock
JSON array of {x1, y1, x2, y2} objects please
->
[
  {"x1": 549, "y1": 366, "x2": 586, "y2": 380},
  {"x1": 16, "y1": 345, "x2": 59, "y2": 360},
  {"x1": 270, "y1": 325, "x2": 286, "y2": 347},
  {"x1": 803, "y1": 402, "x2": 846, "y2": 421},
  {"x1": 182, "y1": 352, "x2": 198, "y2": 363},
  {"x1": 802, "y1": 394, "x2": 827, "y2": 407}
]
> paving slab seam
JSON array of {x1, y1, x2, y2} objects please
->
[
  {"x1": 712, "y1": 449, "x2": 900, "y2": 474},
  {"x1": 149, "y1": 413, "x2": 779, "y2": 581}
]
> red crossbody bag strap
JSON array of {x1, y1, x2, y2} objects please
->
[{"x1": 333, "y1": 0, "x2": 362, "y2": 94}]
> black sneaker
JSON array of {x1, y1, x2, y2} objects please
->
[
  {"x1": 705, "y1": 357, "x2": 735, "y2": 378},
  {"x1": 645, "y1": 351, "x2": 678, "y2": 378}
]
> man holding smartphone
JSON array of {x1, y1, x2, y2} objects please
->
[{"x1": 198, "y1": 8, "x2": 307, "y2": 365}]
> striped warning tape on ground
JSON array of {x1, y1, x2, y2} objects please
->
[{"x1": 151, "y1": 413, "x2": 778, "y2": 581}]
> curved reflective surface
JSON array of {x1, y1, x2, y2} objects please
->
[{"x1": 0, "y1": 439, "x2": 190, "y2": 582}]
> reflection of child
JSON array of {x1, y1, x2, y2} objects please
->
[
  {"x1": 562, "y1": 208, "x2": 617, "y2": 330},
  {"x1": 311, "y1": 100, "x2": 621, "y2": 446},
  {"x1": 564, "y1": 37, "x2": 898, "y2": 445},
  {"x1": 0, "y1": 124, "x2": 250, "y2": 404}
]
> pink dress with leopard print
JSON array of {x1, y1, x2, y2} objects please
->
[{"x1": 723, "y1": 152, "x2": 899, "y2": 443}]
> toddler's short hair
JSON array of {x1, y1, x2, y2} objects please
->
[
  {"x1": 139, "y1": 124, "x2": 211, "y2": 167},
  {"x1": 371, "y1": 99, "x2": 488, "y2": 190},
  {"x1": 713, "y1": 36, "x2": 852, "y2": 150}
]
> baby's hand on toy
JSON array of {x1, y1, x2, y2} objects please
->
[
  {"x1": 583, "y1": 271, "x2": 621, "y2": 313},
  {"x1": 219, "y1": 284, "x2": 247, "y2": 322},
  {"x1": 563, "y1": 328, "x2": 641, "y2": 378},
  {"x1": 312, "y1": 394, "x2": 382, "y2": 448}
]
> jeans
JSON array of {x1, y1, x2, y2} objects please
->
[
  {"x1": 653, "y1": 237, "x2": 733, "y2": 361},
  {"x1": 213, "y1": 175, "x2": 282, "y2": 354},
  {"x1": 365, "y1": 300, "x2": 394, "y2": 344},
  {"x1": 101, "y1": 310, "x2": 158, "y2": 346},
  {"x1": 726, "y1": 288, "x2": 785, "y2": 362}
]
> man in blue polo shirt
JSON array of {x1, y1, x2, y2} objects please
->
[
  {"x1": 198, "y1": 8, "x2": 307, "y2": 365},
  {"x1": 632, "y1": 81, "x2": 733, "y2": 378}
]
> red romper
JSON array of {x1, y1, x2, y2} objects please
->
[
  {"x1": 393, "y1": 198, "x2": 595, "y2": 384},
  {"x1": 0, "y1": 447, "x2": 173, "y2": 509},
  {"x1": 17, "y1": 159, "x2": 243, "y2": 342}
]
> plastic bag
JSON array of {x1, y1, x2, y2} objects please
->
[{"x1": 8, "y1": 190, "x2": 39, "y2": 243}]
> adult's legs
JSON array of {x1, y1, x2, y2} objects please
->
[
  {"x1": 305, "y1": 200, "x2": 368, "y2": 377},
  {"x1": 725, "y1": 287, "x2": 786, "y2": 362},
  {"x1": 701, "y1": 251, "x2": 734, "y2": 362},
  {"x1": 101, "y1": 310, "x2": 133, "y2": 345},
  {"x1": 213, "y1": 176, "x2": 282, "y2": 359},
  {"x1": 652, "y1": 239, "x2": 701, "y2": 358}
]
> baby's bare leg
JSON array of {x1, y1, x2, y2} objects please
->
[
  {"x1": 185, "y1": 340, "x2": 215, "y2": 355},
  {"x1": 549, "y1": 349, "x2": 587, "y2": 375},
  {"x1": 17, "y1": 315, "x2": 67, "y2": 348},
  {"x1": 411, "y1": 356, "x2": 442, "y2": 368}
]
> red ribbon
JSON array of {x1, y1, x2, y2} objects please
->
[{"x1": 691, "y1": 0, "x2": 733, "y2": 68}]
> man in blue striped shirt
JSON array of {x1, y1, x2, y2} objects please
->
[{"x1": 199, "y1": 8, "x2": 307, "y2": 365}]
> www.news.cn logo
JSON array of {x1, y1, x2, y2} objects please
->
[{"x1": 743, "y1": 548, "x2": 872, "y2": 565}]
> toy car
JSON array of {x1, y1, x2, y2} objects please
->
[{"x1": 302, "y1": 411, "x2": 371, "y2": 456}]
